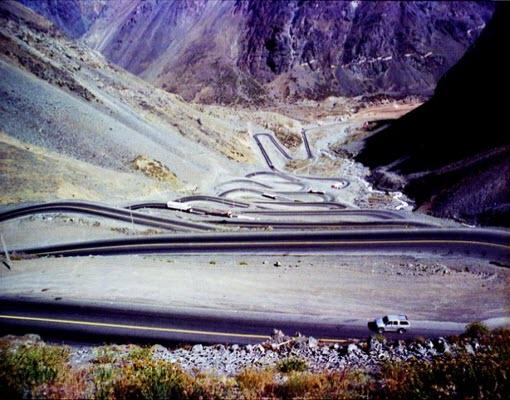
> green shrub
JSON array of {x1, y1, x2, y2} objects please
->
[
  {"x1": 90, "y1": 358, "x2": 191, "y2": 400},
  {"x1": 276, "y1": 357, "x2": 308, "y2": 373},
  {"x1": 94, "y1": 345, "x2": 123, "y2": 364},
  {"x1": 0, "y1": 342, "x2": 70, "y2": 398},
  {"x1": 92, "y1": 364, "x2": 119, "y2": 400},
  {"x1": 375, "y1": 344, "x2": 510, "y2": 400},
  {"x1": 127, "y1": 346, "x2": 152, "y2": 361},
  {"x1": 464, "y1": 321, "x2": 490, "y2": 338}
]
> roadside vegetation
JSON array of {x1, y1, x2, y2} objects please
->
[{"x1": 1, "y1": 325, "x2": 508, "y2": 399}]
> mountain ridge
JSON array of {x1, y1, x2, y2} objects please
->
[
  {"x1": 17, "y1": 0, "x2": 494, "y2": 104},
  {"x1": 355, "y1": 3, "x2": 510, "y2": 227}
]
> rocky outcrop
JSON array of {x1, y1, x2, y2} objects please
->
[
  {"x1": 356, "y1": 4, "x2": 510, "y2": 227},
  {"x1": 235, "y1": 1, "x2": 493, "y2": 100},
  {"x1": 17, "y1": 0, "x2": 494, "y2": 104}
]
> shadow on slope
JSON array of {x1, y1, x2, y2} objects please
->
[{"x1": 356, "y1": 4, "x2": 510, "y2": 227}]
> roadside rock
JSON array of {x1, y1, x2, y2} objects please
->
[{"x1": 3, "y1": 330, "x2": 482, "y2": 378}]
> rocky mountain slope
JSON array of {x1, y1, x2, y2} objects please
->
[
  {"x1": 355, "y1": 3, "x2": 510, "y2": 227},
  {"x1": 17, "y1": 0, "x2": 494, "y2": 104},
  {"x1": 0, "y1": 0, "x2": 264, "y2": 204},
  {"x1": 17, "y1": 0, "x2": 107, "y2": 38}
]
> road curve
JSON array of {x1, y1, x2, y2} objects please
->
[
  {"x1": 0, "y1": 201, "x2": 213, "y2": 231},
  {"x1": 172, "y1": 196, "x2": 251, "y2": 208},
  {"x1": 10, "y1": 228, "x2": 510, "y2": 260},
  {"x1": 254, "y1": 133, "x2": 293, "y2": 162},
  {"x1": 250, "y1": 133, "x2": 350, "y2": 190}
]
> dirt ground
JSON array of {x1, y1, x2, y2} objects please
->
[{"x1": 1, "y1": 253, "x2": 508, "y2": 328}]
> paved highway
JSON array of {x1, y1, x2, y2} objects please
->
[
  {"x1": 0, "y1": 201, "x2": 214, "y2": 231},
  {"x1": 302, "y1": 128, "x2": 314, "y2": 159},
  {"x1": 0, "y1": 298, "x2": 464, "y2": 345},
  {"x1": 10, "y1": 229, "x2": 510, "y2": 260}
]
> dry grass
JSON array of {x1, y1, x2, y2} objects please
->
[
  {"x1": 132, "y1": 155, "x2": 182, "y2": 188},
  {"x1": 236, "y1": 368, "x2": 275, "y2": 399},
  {"x1": 272, "y1": 123, "x2": 302, "y2": 149},
  {"x1": 0, "y1": 132, "x2": 174, "y2": 204}
]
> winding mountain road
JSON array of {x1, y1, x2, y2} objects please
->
[{"x1": 2, "y1": 126, "x2": 509, "y2": 346}]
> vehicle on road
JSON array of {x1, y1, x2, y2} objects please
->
[
  {"x1": 369, "y1": 314, "x2": 410, "y2": 334},
  {"x1": 166, "y1": 201, "x2": 193, "y2": 213}
]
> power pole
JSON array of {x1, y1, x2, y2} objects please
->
[{"x1": 1, "y1": 233, "x2": 11, "y2": 270}]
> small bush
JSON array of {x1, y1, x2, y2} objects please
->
[
  {"x1": 189, "y1": 373, "x2": 235, "y2": 400},
  {"x1": 276, "y1": 371, "x2": 320, "y2": 398},
  {"x1": 112, "y1": 359, "x2": 191, "y2": 400},
  {"x1": 236, "y1": 368, "x2": 275, "y2": 399},
  {"x1": 32, "y1": 368, "x2": 88, "y2": 400},
  {"x1": 90, "y1": 358, "x2": 192, "y2": 400},
  {"x1": 92, "y1": 364, "x2": 119, "y2": 400},
  {"x1": 276, "y1": 370, "x2": 369, "y2": 400},
  {"x1": 127, "y1": 346, "x2": 152, "y2": 361},
  {"x1": 94, "y1": 346, "x2": 121, "y2": 364},
  {"x1": 0, "y1": 342, "x2": 70, "y2": 398},
  {"x1": 465, "y1": 321, "x2": 490, "y2": 338},
  {"x1": 277, "y1": 357, "x2": 308, "y2": 373}
]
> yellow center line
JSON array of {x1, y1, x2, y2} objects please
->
[
  {"x1": 0, "y1": 314, "x2": 270, "y2": 340},
  {"x1": 0, "y1": 314, "x2": 354, "y2": 344},
  {"x1": 35, "y1": 239, "x2": 510, "y2": 256},
  {"x1": 318, "y1": 338, "x2": 351, "y2": 344}
]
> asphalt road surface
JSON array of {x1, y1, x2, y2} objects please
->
[
  {"x1": 0, "y1": 298, "x2": 464, "y2": 345},
  {"x1": 9, "y1": 228, "x2": 510, "y2": 260}
]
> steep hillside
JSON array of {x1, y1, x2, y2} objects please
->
[
  {"x1": 18, "y1": 0, "x2": 494, "y2": 104},
  {"x1": 17, "y1": 0, "x2": 107, "y2": 38},
  {"x1": 355, "y1": 4, "x2": 510, "y2": 227},
  {"x1": 0, "y1": 0, "x2": 261, "y2": 204}
]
